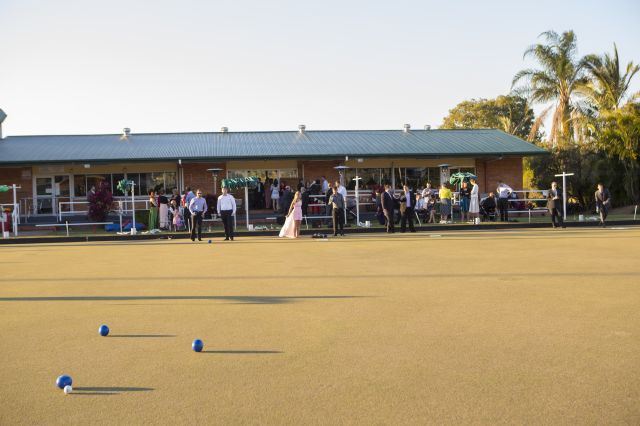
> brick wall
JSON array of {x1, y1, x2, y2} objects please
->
[
  {"x1": 302, "y1": 160, "x2": 342, "y2": 185},
  {"x1": 182, "y1": 162, "x2": 226, "y2": 195},
  {"x1": 0, "y1": 167, "x2": 32, "y2": 206},
  {"x1": 475, "y1": 157, "x2": 523, "y2": 194}
]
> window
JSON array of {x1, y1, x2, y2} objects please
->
[
  {"x1": 344, "y1": 168, "x2": 392, "y2": 190},
  {"x1": 228, "y1": 169, "x2": 297, "y2": 180},
  {"x1": 74, "y1": 175, "x2": 87, "y2": 196},
  {"x1": 111, "y1": 174, "x2": 125, "y2": 196}
]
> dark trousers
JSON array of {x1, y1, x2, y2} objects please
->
[
  {"x1": 498, "y1": 198, "x2": 509, "y2": 221},
  {"x1": 190, "y1": 212, "x2": 203, "y2": 240},
  {"x1": 401, "y1": 207, "x2": 416, "y2": 232},
  {"x1": 550, "y1": 207, "x2": 564, "y2": 227},
  {"x1": 221, "y1": 210, "x2": 234, "y2": 238},
  {"x1": 384, "y1": 209, "x2": 395, "y2": 233},
  {"x1": 599, "y1": 207, "x2": 608, "y2": 225},
  {"x1": 332, "y1": 208, "x2": 344, "y2": 235},
  {"x1": 183, "y1": 209, "x2": 192, "y2": 232}
]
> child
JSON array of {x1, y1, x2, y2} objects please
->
[{"x1": 170, "y1": 200, "x2": 183, "y2": 231}]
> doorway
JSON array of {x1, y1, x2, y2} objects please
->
[{"x1": 34, "y1": 175, "x2": 71, "y2": 215}]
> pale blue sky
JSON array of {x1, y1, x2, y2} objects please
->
[{"x1": 1, "y1": 0, "x2": 639, "y2": 136}]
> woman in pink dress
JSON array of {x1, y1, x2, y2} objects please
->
[{"x1": 279, "y1": 191, "x2": 302, "y2": 238}]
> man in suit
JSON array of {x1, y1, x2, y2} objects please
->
[
  {"x1": 496, "y1": 181, "x2": 513, "y2": 222},
  {"x1": 547, "y1": 181, "x2": 565, "y2": 228},
  {"x1": 400, "y1": 184, "x2": 416, "y2": 233},
  {"x1": 382, "y1": 184, "x2": 395, "y2": 233},
  {"x1": 254, "y1": 178, "x2": 264, "y2": 209},
  {"x1": 329, "y1": 186, "x2": 345, "y2": 237},
  {"x1": 594, "y1": 183, "x2": 611, "y2": 227}
]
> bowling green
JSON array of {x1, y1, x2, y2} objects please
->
[{"x1": 1, "y1": 227, "x2": 639, "y2": 425}]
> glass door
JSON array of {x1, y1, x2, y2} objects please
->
[
  {"x1": 35, "y1": 177, "x2": 54, "y2": 214},
  {"x1": 34, "y1": 175, "x2": 71, "y2": 215},
  {"x1": 54, "y1": 175, "x2": 71, "y2": 215}
]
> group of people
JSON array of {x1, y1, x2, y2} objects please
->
[
  {"x1": 279, "y1": 179, "x2": 348, "y2": 238},
  {"x1": 376, "y1": 178, "x2": 483, "y2": 233},
  {"x1": 147, "y1": 186, "x2": 237, "y2": 241},
  {"x1": 143, "y1": 178, "x2": 614, "y2": 241}
]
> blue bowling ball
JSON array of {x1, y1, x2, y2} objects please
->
[
  {"x1": 99, "y1": 325, "x2": 109, "y2": 336},
  {"x1": 192, "y1": 339, "x2": 204, "y2": 352},
  {"x1": 208, "y1": 240, "x2": 212, "y2": 244},
  {"x1": 56, "y1": 375, "x2": 72, "y2": 389}
]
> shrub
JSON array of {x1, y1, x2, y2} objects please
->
[{"x1": 87, "y1": 182, "x2": 113, "y2": 221}]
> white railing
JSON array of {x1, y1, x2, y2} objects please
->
[{"x1": 58, "y1": 197, "x2": 153, "y2": 221}]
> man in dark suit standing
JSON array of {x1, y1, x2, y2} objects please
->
[
  {"x1": 329, "y1": 186, "x2": 345, "y2": 237},
  {"x1": 594, "y1": 183, "x2": 611, "y2": 227},
  {"x1": 547, "y1": 181, "x2": 565, "y2": 228},
  {"x1": 254, "y1": 178, "x2": 264, "y2": 209},
  {"x1": 382, "y1": 184, "x2": 395, "y2": 233},
  {"x1": 400, "y1": 184, "x2": 416, "y2": 233}
]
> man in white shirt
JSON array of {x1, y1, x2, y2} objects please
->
[
  {"x1": 217, "y1": 186, "x2": 237, "y2": 241},
  {"x1": 321, "y1": 176, "x2": 329, "y2": 194},
  {"x1": 188, "y1": 189, "x2": 207, "y2": 241},
  {"x1": 496, "y1": 181, "x2": 513, "y2": 222},
  {"x1": 183, "y1": 186, "x2": 196, "y2": 232},
  {"x1": 400, "y1": 184, "x2": 416, "y2": 232}
]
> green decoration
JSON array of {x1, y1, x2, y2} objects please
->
[
  {"x1": 0, "y1": 185, "x2": 9, "y2": 193},
  {"x1": 221, "y1": 176, "x2": 259, "y2": 190},
  {"x1": 117, "y1": 179, "x2": 134, "y2": 193},
  {"x1": 449, "y1": 172, "x2": 477, "y2": 185}
]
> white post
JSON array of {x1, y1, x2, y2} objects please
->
[
  {"x1": 245, "y1": 185, "x2": 249, "y2": 230},
  {"x1": 65, "y1": 221, "x2": 69, "y2": 237},
  {"x1": 130, "y1": 181, "x2": 137, "y2": 235},
  {"x1": 12, "y1": 184, "x2": 19, "y2": 237},
  {"x1": 554, "y1": 172, "x2": 574, "y2": 220},
  {"x1": 353, "y1": 176, "x2": 362, "y2": 226}
]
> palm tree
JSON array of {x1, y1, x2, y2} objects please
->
[
  {"x1": 581, "y1": 44, "x2": 639, "y2": 111},
  {"x1": 512, "y1": 30, "x2": 589, "y2": 147}
]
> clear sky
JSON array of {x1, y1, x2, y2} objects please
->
[{"x1": 1, "y1": 0, "x2": 639, "y2": 136}]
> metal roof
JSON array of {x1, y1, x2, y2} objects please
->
[{"x1": 0, "y1": 129, "x2": 546, "y2": 164}]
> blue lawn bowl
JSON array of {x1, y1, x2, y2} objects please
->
[
  {"x1": 208, "y1": 240, "x2": 212, "y2": 244},
  {"x1": 99, "y1": 324, "x2": 110, "y2": 337},
  {"x1": 192, "y1": 339, "x2": 204, "y2": 352},
  {"x1": 56, "y1": 375, "x2": 72, "y2": 389}
]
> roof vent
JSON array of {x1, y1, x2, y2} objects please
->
[
  {"x1": 220, "y1": 127, "x2": 228, "y2": 133},
  {"x1": 403, "y1": 124, "x2": 411, "y2": 133},
  {"x1": 121, "y1": 127, "x2": 131, "y2": 140},
  {"x1": 424, "y1": 125, "x2": 431, "y2": 130},
  {"x1": 298, "y1": 124, "x2": 306, "y2": 134}
]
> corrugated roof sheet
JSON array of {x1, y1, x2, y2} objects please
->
[{"x1": 0, "y1": 129, "x2": 546, "y2": 164}]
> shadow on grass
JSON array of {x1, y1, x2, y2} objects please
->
[
  {"x1": 201, "y1": 350, "x2": 283, "y2": 354},
  {"x1": 108, "y1": 334, "x2": 175, "y2": 338},
  {"x1": 0, "y1": 295, "x2": 365, "y2": 304},
  {"x1": 72, "y1": 386, "x2": 154, "y2": 395}
]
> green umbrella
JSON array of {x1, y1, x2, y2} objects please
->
[
  {"x1": 221, "y1": 176, "x2": 259, "y2": 190},
  {"x1": 449, "y1": 172, "x2": 477, "y2": 186},
  {"x1": 0, "y1": 185, "x2": 9, "y2": 193}
]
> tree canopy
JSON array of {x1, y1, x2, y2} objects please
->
[{"x1": 441, "y1": 95, "x2": 535, "y2": 140}]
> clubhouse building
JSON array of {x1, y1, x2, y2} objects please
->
[{"x1": 0, "y1": 122, "x2": 546, "y2": 217}]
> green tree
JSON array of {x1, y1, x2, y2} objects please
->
[
  {"x1": 512, "y1": 30, "x2": 589, "y2": 146},
  {"x1": 596, "y1": 103, "x2": 640, "y2": 202},
  {"x1": 581, "y1": 44, "x2": 639, "y2": 111},
  {"x1": 440, "y1": 95, "x2": 535, "y2": 140}
]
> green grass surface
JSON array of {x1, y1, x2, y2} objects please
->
[{"x1": 1, "y1": 228, "x2": 639, "y2": 424}]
